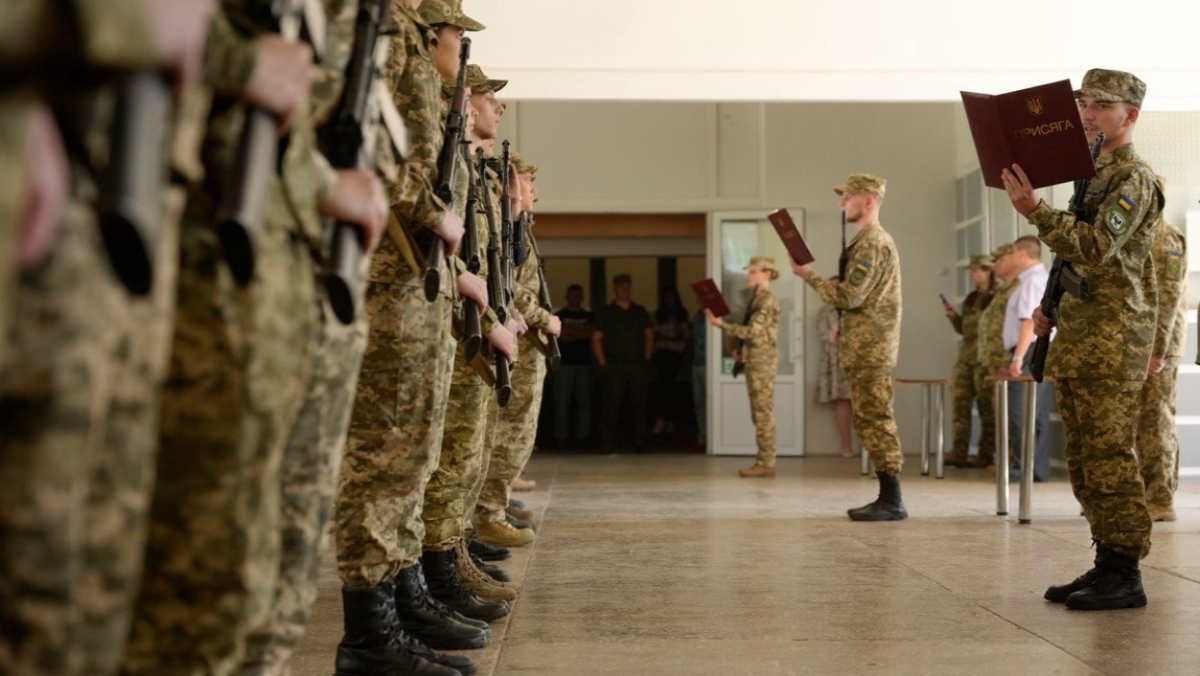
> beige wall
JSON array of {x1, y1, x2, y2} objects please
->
[
  {"x1": 543, "y1": 258, "x2": 590, "y2": 312},
  {"x1": 501, "y1": 100, "x2": 962, "y2": 456}
]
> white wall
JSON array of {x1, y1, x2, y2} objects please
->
[
  {"x1": 467, "y1": 0, "x2": 1200, "y2": 108},
  {"x1": 502, "y1": 100, "x2": 960, "y2": 457}
]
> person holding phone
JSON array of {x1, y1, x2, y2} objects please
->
[{"x1": 942, "y1": 256, "x2": 996, "y2": 468}]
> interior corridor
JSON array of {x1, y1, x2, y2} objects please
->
[{"x1": 292, "y1": 455, "x2": 1200, "y2": 676}]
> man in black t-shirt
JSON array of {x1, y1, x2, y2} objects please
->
[
  {"x1": 592, "y1": 274, "x2": 655, "y2": 452},
  {"x1": 553, "y1": 284, "x2": 594, "y2": 447}
]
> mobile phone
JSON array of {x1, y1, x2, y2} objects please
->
[{"x1": 939, "y1": 293, "x2": 954, "y2": 311}]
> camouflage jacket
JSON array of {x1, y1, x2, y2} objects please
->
[
  {"x1": 1028, "y1": 143, "x2": 1163, "y2": 380},
  {"x1": 977, "y1": 279, "x2": 1019, "y2": 370},
  {"x1": 1150, "y1": 220, "x2": 1187, "y2": 360},
  {"x1": 805, "y1": 221, "x2": 902, "y2": 371},
  {"x1": 950, "y1": 288, "x2": 993, "y2": 367},
  {"x1": 1, "y1": 1, "x2": 159, "y2": 77},
  {"x1": 722, "y1": 286, "x2": 781, "y2": 361},
  {"x1": 514, "y1": 233, "x2": 551, "y2": 331}
]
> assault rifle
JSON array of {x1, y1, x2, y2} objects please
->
[
  {"x1": 322, "y1": 0, "x2": 411, "y2": 324},
  {"x1": 1030, "y1": 132, "x2": 1102, "y2": 383},
  {"x1": 477, "y1": 147, "x2": 512, "y2": 406},
  {"x1": 527, "y1": 228, "x2": 561, "y2": 370},
  {"x1": 422, "y1": 37, "x2": 472, "y2": 301},
  {"x1": 498, "y1": 142, "x2": 516, "y2": 309},
  {"x1": 216, "y1": 0, "x2": 326, "y2": 286},
  {"x1": 97, "y1": 72, "x2": 170, "y2": 296},
  {"x1": 458, "y1": 139, "x2": 483, "y2": 360}
]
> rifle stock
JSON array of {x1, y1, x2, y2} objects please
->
[{"x1": 98, "y1": 71, "x2": 169, "y2": 296}]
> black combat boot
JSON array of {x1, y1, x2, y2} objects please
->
[
  {"x1": 468, "y1": 549, "x2": 511, "y2": 583},
  {"x1": 1044, "y1": 544, "x2": 1107, "y2": 602},
  {"x1": 394, "y1": 564, "x2": 489, "y2": 650},
  {"x1": 427, "y1": 596, "x2": 490, "y2": 631},
  {"x1": 422, "y1": 549, "x2": 510, "y2": 622},
  {"x1": 1064, "y1": 546, "x2": 1147, "y2": 610},
  {"x1": 334, "y1": 581, "x2": 458, "y2": 676},
  {"x1": 847, "y1": 472, "x2": 908, "y2": 522},
  {"x1": 469, "y1": 537, "x2": 511, "y2": 562},
  {"x1": 506, "y1": 512, "x2": 537, "y2": 532},
  {"x1": 393, "y1": 629, "x2": 478, "y2": 676}
]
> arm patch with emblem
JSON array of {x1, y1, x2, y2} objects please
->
[{"x1": 848, "y1": 260, "x2": 871, "y2": 286}]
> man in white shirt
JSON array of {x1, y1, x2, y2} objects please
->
[{"x1": 1000, "y1": 235, "x2": 1054, "y2": 481}]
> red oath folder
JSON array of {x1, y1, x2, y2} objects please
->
[
  {"x1": 960, "y1": 79, "x2": 1096, "y2": 189},
  {"x1": 767, "y1": 209, "x2": 814, "y2": 266},
  {"x1": 691, "y1": 278, "x2": 731, "y2": 317}
]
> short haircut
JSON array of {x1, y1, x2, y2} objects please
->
[
  {"x1": 1014, "y1": 235, "x2": 1041, "y2": 258},
  {"x1": 567, "y1": 284, "x2": 583, "y2": 293}
]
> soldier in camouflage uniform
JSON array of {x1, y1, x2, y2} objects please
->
[
  {"x1": 332, "y1": 2, "x2": 497, "y2": 674},
  {"x1": 972, "y1": 243, "x2": 1020, "y2": 470},
  {"x1": 235, "y1": 0, "x2": 397, "y2": 672},
  {"x1": 475, "y1": 153, "x2": 562, "y2": 540},
  {"x1": 421, "y1": 61, "x2": 522, "y2": 613},
  {"x1": 1, "y1": 3, "x2": 212, "y2": 673},
  {"x1": 943, "y1": 255, "x2": 995, "y2": 468},
  {"x1": 1134, "y1": 210, "x2": 1186, "y2": 523},
  {"x1": 706, "y1": 257, "x2": 783, "y2": 477},
  {"x1": 793, "y1": 173, "x2": 906, "y2": 521},
  {"x1": 1002, "y1": 68, "x2": 1163, "y2": 611}
]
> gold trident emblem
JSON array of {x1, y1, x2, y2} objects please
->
[{"x1": 1027, "y1": 96, "x2": 1044, "y2": 115}]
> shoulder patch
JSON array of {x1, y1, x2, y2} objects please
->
[
  {"x1": 1104, "y1": 206, "x2": 1130, "y2": 235},
  {"x1": 848, "y1": 260, "x2": 871, "y2": 286},
  {"x1": 1166, "y1": 251, "x2": 1183, "y2": 280}
]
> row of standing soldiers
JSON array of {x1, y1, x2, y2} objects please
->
[{"x1": 0, "y1": 1, "x2": 561, "y2": 675}]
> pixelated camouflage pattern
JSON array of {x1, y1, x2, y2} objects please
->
[
  {"x1": 476, "y1": 337, "x2": 549, "y2": 523},
  {"x1": 1075, "y1": 68, "x2": 1147, "y2": 108},
  {"x1": 1136, "y1": 357, "x2": 1180, "y2": 513},
  {"x1": 816, "y1": 303, "x2": 850, "y2": 403},
  {"x1": 1150, "y1": 220, "x2": 1187, "y2": 359},
  {"x1": 0, "y1": 197, "x2": 125, "y2": 676},
  {"x1": 722, "y1": 286, "x2": 781, "y2": 465},
  {"x1": 417, "y1": 0, "x2": 485, "y2": 31},
  {"x1": 806, "y1": 221, "x2": 902, "y2": 371},
  {"x1": 846, "y1": 367, "x2": 903, "y2": 476},
  {"x1": 0, "y1": 96, "x2": 31, "y2": 374},
  {"x1": 1057, "y1": 378, "x2": 1151, "y2": 559},
  {"x1": 122, "y1": 177, "x2": 316, "y2": 674},
  {"x1": 1028, "y1": 143, "x2": 1162, "y2": 380},
  {"x1": 833, "y1": 173, "x2": 886, "y2": 198},
  {"x1": 512, "y1": 241, "x2": 551, "y2": 329},
  {"x1": 335, "y1": 277, "x2": 455, "y2": 585},
  {"x1": 976, "y1": 279, "x2": 1019, "y2": 370},
  {"x1": 422, "y1": 361, "x2": 493, "y2": 550},
  {"x1": 948, "y1": 288, "x2": 993, "y2": 458}
]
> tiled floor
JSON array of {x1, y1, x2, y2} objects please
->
[{"x1": 293, "y1": 455, "x2": 1200, "y2": 676}]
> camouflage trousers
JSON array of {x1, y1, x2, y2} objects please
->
[
  {"x1": 123, "y1": 188, "x2": 316, "y2": 676},
  {"x1": 240, "y1": 276, "x2": 369, "y2": 675},
  {"x1": 743, "y1": 349, "x2": 778, "y2": 467},
  {"x1": 335, "y1": 279, "x2": 454, "y2": 587},
  {"x1": 0, "y1": 199, "x2": 126, "y2": 675},
  {"x1": 1057, "y1": 378, "x2": 1152, "y2": 560},
  {"x1": 949, "y1": 358, "x2": 992, "y2": 460},
  {"x1": 476, "y1": 343, "x2": 548, "y2": 525},
  {"x1": 845, "y1": 366, "x2": 903, "y2": 476},
  {"x1": 971, "y1": 366, "x2": 996, "y2": 462},
  {"x1": 423, "y1": 349, "x2": 495, "y2": 550},
  {"x1": 1135, "y1": 358, "x2": 1180, "y2": 511}
]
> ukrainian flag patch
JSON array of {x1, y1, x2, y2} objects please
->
[
  {"x1": 848, "y1": 260, "x2": 871, "y2": 286},
  {"x1": 1118, "y1": 195, "x2": 1135, "y2": 211}
]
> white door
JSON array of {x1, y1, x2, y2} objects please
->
[{"x1": 706, "y1": 210, "x2": 807, "y2": 457}]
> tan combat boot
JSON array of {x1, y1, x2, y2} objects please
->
[
  {"x1": 738, "y1": 463, "x2": 775, "y2": 478},
  {"x1": 477, "y1": 519, "x2": 536, "y2": 547},
  {"x1": 1148, "y1": 504, "x2": 1176, "y2": 522},
  {"x1": 512, "y1": 476, "x2": 536, "y2": 491},
  {"x1": 453, "y1": 539, "x2": 518, "y2": 602}
]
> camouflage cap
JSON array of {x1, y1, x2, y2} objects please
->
[
  {"x1": 465, "y1": 64, "x2": 507, "y2": 95},
  {"x1": 833, "y1": 173, "x2": 887, "y2": 198},
  {"x1": 418, "y1": 0, "x2": 485, "y2": 31},
  {"x1": 510, "y1": 152, "x2": 539, "y2": 177},
  {"x1": 1075, "y1": 68, "x2": 1146, "y2": 108},
  {"x1": 991, "y1": 242, "x2": 1016, "y2": 259},
  {"x1": 745, "y1": 256, "x2": 781, "y2": 280},
  {"x1": 967, "y1": 254, "x2": 992, "y2": 269}
]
